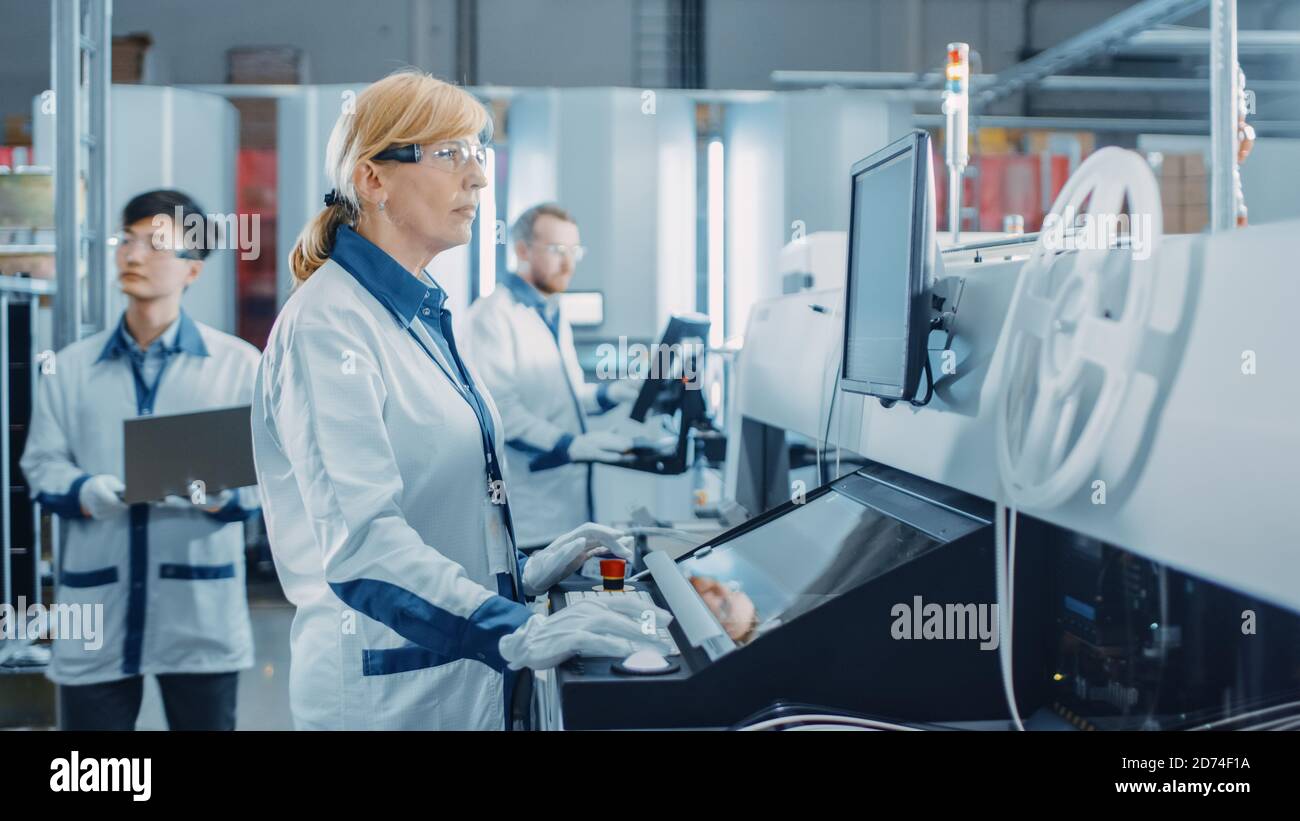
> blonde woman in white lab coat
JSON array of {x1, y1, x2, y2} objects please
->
[{"x1": 251, "y1": 70, "x2": 671, "y2": 730}]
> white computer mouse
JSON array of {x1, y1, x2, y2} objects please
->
[{"x1": 622, "y1": 648, "x2": 671, "y2": 672}]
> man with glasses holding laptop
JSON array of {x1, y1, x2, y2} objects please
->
[{"x1": 21, "y1": 189, "x2": 261, "y2": 730}]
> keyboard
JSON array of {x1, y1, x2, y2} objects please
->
[{"x1": 563, "y1": 589, "x2": 681, "y2": 656}]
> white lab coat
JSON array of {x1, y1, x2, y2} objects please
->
[
  {"x1": 463, "y1": 281, "x2": 614, "y2": 547},
  {"x1": 19, "y1": 313, "x2": 259, "y2": 686},
  {"x1": 251, "y1": 258, "x2": 532, "y2": 731}
]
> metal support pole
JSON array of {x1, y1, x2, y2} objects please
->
[
  {"x1": 1210, "y1": 0, "x2": 1239, "y2": 232},
  {"x1": 87, "y1": 0, "x2": 112, "y2": 330},
  {"x1": 949, "y1": 172, "x2": 963, "y2": 243},
  {"x1": 52, "y1": 0, "x2": 81, "y2": 350},
  {"x1": 1, "y1": 292, "x2": 10, "y2": 610},
  {"x1": 455, "y1": 0, "x2": 478, "y2": 86},
  {"x1": 51, "y1": 0, "x2": 111, "y2": 348}
]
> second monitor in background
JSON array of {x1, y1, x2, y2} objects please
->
[
  {"x1": 621, "y1": 312, "x2": 716, "y2": 475},
  {"x1": 629, "y1": 312, "x2": 711, "y2": 423}
]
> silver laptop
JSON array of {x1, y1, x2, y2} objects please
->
[{"x1": 123, "y1": 405, "x2": 256, "y2": 504}]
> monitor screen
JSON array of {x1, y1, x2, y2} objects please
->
[
  {"x1": 841, "y1": 131, "x2": 931, "y2": 400},
  {"x1": 677, "y1": 483, "x2": 944, "y2": 650},
  {"x1": 629, "y1": 313, "x2": 710, "y2": 422}
]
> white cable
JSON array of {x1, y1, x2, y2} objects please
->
[
  {"x1": 786, "y1": 724, "x2": 878, "y2": 731},
  {"x1": 814, "y1": 354, "x2": 829, "y2": 485},
  {"x1": 739, "y1": 713, "x2": 923, "y2": 732},
  {"x1": 1188, "y1": 698, "x2": 1300, "y2": 731},
  {"x1": 816, "y1": 305, "x2": 846, "y2": 485},
  {"x1": 995, "y1": 502, "x2": 1026, "y2": 731},
  {"x1": 1008, "y1": 505, "x2": 1017, "y2": 617},
  {"x1": 624, "y1": 526, "x2": 708, "y2": 583},
  {"x1": 835, "y1": 371, "x2": 843, "y2": 480},
  {"x1": 1241, "y1": 714, "x2": 1300, "y2": 731}
]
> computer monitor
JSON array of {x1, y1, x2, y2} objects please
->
[
  {"x1": 629, "y1": 312, "x2": 711, "y2": 423},
  {"x1": 840, "y1": 130, "x2": 939, "y2": 403}
]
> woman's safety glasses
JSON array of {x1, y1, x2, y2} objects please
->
[{"x1": 372, "y1": 139, "x2": 488, "y2": 173}]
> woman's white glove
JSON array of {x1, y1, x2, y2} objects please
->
[
  {"x1": 521, "y1": 523, "x2": 634, "y2": 597},
  {"x1": 498, "y1": 595, "x2": 674, "y2": 671},
  {"x1": 78, "y1": 474, "x2": 127, "y2": 520}
]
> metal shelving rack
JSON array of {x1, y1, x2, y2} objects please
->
[
  {"x1": 1, "y1": 2, "x2": 109, "y2": 709},
  {"x1": 1, "y1": 276, "x2": 54, "y2": 637}
]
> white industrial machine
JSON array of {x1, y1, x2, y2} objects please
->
[
  {"x1": 524, "y1": 124, "x2": 1300, "y2": 729},
  {"x1": 730, "y1": 153, "x2": 1297, "y2": 616}
]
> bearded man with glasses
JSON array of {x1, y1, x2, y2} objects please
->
[{"x1": 464, "y1": 202, "x2": 643, "y2": 552}]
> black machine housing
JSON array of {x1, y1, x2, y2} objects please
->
[
  {"x1": 547, "y1": 463, "x2": 1051, "y2": 729},
  {"x1": 544, "y1": 460, "x2": 1300, "y2": 730}
]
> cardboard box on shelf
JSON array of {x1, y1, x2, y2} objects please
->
[
  {"x1": 228, "y1": 47, "x2": 308, "y2": 85},
  {"x1": 231, "y1": 98, "x2": 277, "y2": 150},
  {"x1": 1180, "y1": 175, "x2": 1208, "y2": 206},
  {"x1": 977, "y1": 128, "x2": 1017, "y2": 156},
  {"x1": 1159, "y1": 171, "x2": 1181, "y2": 200},
  {"x1": 1023, "y1": 130, "x2": 1096, "y2": 157},
  {"x1": 1180, "y1": 152, "x2": 1206, "y2": 177},
  {"x1": 1160, "y1": 174, "x2": 1207, "y2": 205},
  {"x1": 1164, "y1": 207, "x2": 1183, "y2": 234},
  {"x1": 1162, "y1": 153, "x2": 1206, "y2": 178},
  {"x1": 1165, "y1": 203, "x2": 1209, "y2": 234},
  {"x1": 1157, "y1": 153, "x2": 1210, "y2": 221},
  {"x1": 226, "y1": 47, "x2": 303, "y2": 149},
  {"x1": 112, "y1": 33, "x2": 152, "y2": 84},
  {"x1": 1180, "y1": 203, "x2": 1208, "y2": 233},
  {"x1": 0, "y1": 254, "x2": 55, "y2": 281},
  {"x1": 4, "y1": 115, "x2": 32, "y2": 147},
  {"x1": 0, "y1": 173, "x2": 54, "y2": 226}
]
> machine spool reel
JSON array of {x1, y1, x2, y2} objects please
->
[{"x1": 994, "y1": 147, "x2": 1164, "y2": 510}]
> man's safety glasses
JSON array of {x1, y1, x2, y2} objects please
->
[
  {"x1": 111, "y1": 231, "x2": 202, "y2": 260},
  {"x1": 535, "y1": 243, "x2": 587, "y2": 264}
]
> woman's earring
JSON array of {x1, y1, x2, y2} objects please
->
[{"x1": 378, "y1": 200, "x2": 387, "y2": 212}]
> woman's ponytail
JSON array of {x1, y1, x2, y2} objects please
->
[{"x1": 288, "y1": 199, "x2": 354, "y2": 285}]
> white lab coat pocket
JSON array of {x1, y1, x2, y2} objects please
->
[
  {"x1": 148, "y1": 519, "x2": 253, "y2": 671},
  {"x1": 51, "y1": 527, "x2": 130, "y2": 681},
  {"x1": 358, "y1": 657, "x2": 502, "y2": 730}
]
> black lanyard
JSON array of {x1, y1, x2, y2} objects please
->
[{"x1": 404, "y1": 326, "x2": 518, "y2": 556}]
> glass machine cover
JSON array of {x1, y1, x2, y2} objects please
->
[{"x1": 677, "y1": 483, "x2": 946, "y2": 650}]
